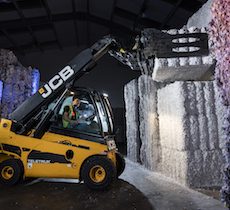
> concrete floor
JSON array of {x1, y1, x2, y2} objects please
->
[
  {"x1": 121, "y1": 159, "x2": 228, "y2": 210},
  {"x1": 0, "y1": 179, "x2": 152, "y2": 210}
]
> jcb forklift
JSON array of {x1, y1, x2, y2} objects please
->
[
  {"x1": 0, "y1": 30, "x2": 209, "y2": 189},
  {"x1": 0, "y1": 37, "x2": 127, "y2": 190}
]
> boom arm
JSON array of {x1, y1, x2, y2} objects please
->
[{"x1": 10, "y1": 37, "x2": 118, "y2": 126}]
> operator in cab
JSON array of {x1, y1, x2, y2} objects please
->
[
  {"x1": 62, "y1": 95, "x2": 99, "y2": 134},
  {"x1": 62, "y1": 95, "x2": 81, "y2": 128}
]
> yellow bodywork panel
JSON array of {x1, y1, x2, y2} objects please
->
[
  {"x1": 0, "y1": 153, "x2": 12, "y2": 163},
  {"x1": 0, "y1": 118, "x2": 116, "y2": 180}
]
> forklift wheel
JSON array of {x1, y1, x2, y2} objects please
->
[
  {"x1": 0, "y1": 159, "x2": 23, "y2": 186},
  {"x1": 116, "y1": 152, "x2": 126, "y2": 178},
  {"x1": 81, "y1": 156, "x2": 116, "y2": 190}
]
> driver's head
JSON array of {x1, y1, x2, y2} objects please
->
[{"x1": 72, "y1": 95, "x2": 80, "y2": 107}]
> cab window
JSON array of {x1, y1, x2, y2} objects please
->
[{"x1": 52, "y1": 91, "x2": 101, "y2": 135}]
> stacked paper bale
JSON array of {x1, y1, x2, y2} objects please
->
[
  {"x1": 125, "y1": 75, "x2": 161, "y2": 170},
  {"x1": 157, "y1": 81, "x2": 223, "y2": 187},
  {"x1": 125, "y1": 79, "x2": 224, "y2": 187},
  {"x1": 138, "y1": 75, "x2": 160, "y2": 170},
  {"x1": 0, "y1": 49, "x2": 40, "y2": 118},
  {"x1": 152, "y1": 27, "x2": 215, "y2": 82},
  {"x1": 124, "y1": 79, "x2": 140, "y2": 162},
  {"x1": 210, "y1": 0, "x2": 230, "y2": 207}
]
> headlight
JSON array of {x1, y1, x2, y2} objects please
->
[{"x1": 107, "y1": 139, "x2": 116, "y2": 151}]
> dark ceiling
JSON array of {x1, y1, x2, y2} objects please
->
[{"x1": 0, "y1": 0, "x2": 208, "y2": 55}]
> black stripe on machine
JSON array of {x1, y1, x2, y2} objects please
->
[
  {"x1": 22, "y1": 148, "x2": 30, "y2": 152},
  {"x1": 28, "y1": 150, "x2": 71, "y2": 164},
  {"x1": 2, "y1": 144, "x2": 21, "y2": 156},
  {"x1": 76, "y1": 145, "x2": 90, "y2": 150}
]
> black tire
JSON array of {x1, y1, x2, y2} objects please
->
[
  {"x1": 0, "y1": 159, "x2": 23, "y2": 186},
  {"x1": 81, "y1": 156, "x2": 116, "y2": 190},
  {"x1": 116, "y1": 152, "x2": 126, "y2": 178}
]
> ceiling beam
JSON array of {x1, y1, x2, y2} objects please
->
[
  {"x1": 71, "y1": 0, "x2": 79, "y2": 46},
  {"x1": 0, "y1": 12, "x2": 137, "y2": 35},
  {"x1": 1, "y1": 29, "x2": 24, "y2": 55},
  {"x1": 11, "y1": 0, "x2": 43, "y2": 52},
  {"x1": 160, "y1": 0, "x2": 184, "y2": 29},
  {"x1": 40, "y1": 0, "x2": 63, "y2": 50}
]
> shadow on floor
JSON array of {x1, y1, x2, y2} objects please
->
[{"x1": 0, "y1": 179, "x2": 153, "y2": 210}]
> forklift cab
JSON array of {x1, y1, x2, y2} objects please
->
[{"x1": 48, "y1": 88, "x2": 115, "y2": 145}]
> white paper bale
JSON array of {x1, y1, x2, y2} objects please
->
[
  {"x1": 138, "y1": 75, "x2": 160, "y2": 171},
  {"x1": 158, "y1": 82, "x2": 201, "y2": 151},
  {"x1": 187, "y1": 149, "x2": 223, "y2": 187},
  {"x1": 158, "y1": 82, "x2": 188, "y2": 150},
  {"x1": 154, "y1": 58, "x2": 168, "y2": 70},
  {"x1": 124, "y1": 79, "x2": 141, "y2": 162},
  {"x1": 167, "y1": 58, "x2": 180, "y2": 68},
  {"x1": 157, "y1": 80, "x2": 224, "y2": 187},
  {"x1": 203, "y1": 82, "x2": 220, "y2": 150},
  {"x1": 160, "y1": 148, "x2": 188, "y2": 186},
  {"x1": 186, "y1": 82, "x2": 202, "y2": 150},
  {"x1": 160, "y1": 147, "x2": 223, "y2": 188},
  {"x1": 202, "y1": 54, "x2": 215, "y2": 65},
  {"x1": 195, "y1": 82, "x2": 210, "y2": 151}
]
